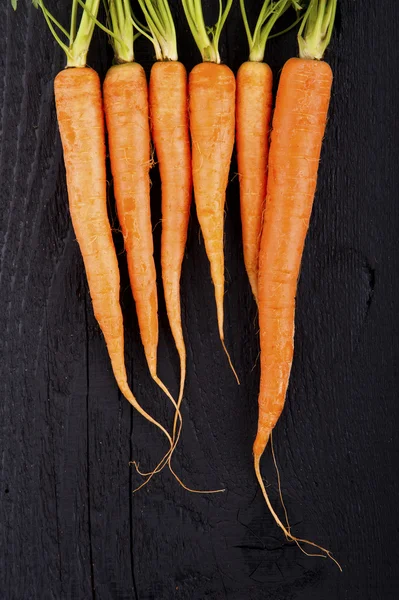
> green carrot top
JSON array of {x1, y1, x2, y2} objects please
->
[
  {"x1": 20, "y1": 1, "x2": 104, "y2": 68},
  {"x1": 298, "y1": 0, "x2": 337, "y2": 60},
  {"x1": 104, "y1": 0, "x2": 136, "y2": 63},
  {"x1": 181, "y1": 0, "x2": 233, "y2": 64},
  {"x1": 134, "y1": 0, "x2": 177, "y2": 61},
  {"x1": 240, "y1": 0, "x2": 300, "y2": 63}
]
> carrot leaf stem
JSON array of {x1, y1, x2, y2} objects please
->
[
  {"x1": 240, "y1": 0, "x2": 294, "y2": 62},
  {"x1": 298, "y1": 0, "x2": 337, "y2": 59},
  {"x1": 136, "y1": 0, "x2": 178, "y2": 61},
  {"x1": 70, "y1": 0, "x2": 78, "y2": 41},
  {"x1": 181, "y1": 0, "x2": 233, "y2": 63},
  {"x1": 32, "y1": 0, "x2": 101, "y2": 67},
  {"x1": 105, "y1": 0, "x2": 134, "y2": 62}
]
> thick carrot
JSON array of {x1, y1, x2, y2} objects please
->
[
  {"x1": 254, "y1": 48, "x2": 340, "y2": 563},
  {"x1": 236, "y1": 62, "x2": 272, "y2": 302},
  {"x1": 149, "y1": 60, "x2": 191, "y2": 431},
  {"x1": 255, "y1": 56, "x2": 333, "y2": 457}
]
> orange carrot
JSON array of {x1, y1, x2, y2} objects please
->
[
  {"x1": 236, "y1": 62, "x2": 272, "y2": 302},
  {"x1": 254, "y1": 0, "x2": 340, "y2": 567},
  {"x1": 137, "y1": 0, "x2": 191, "y2": 440},
  {"x1": 29, "y1": 2, "x2": 173, "y2": 452},
  {"x1": 103, "y1": 3, "x2": 176, "y2": 413},
  {"x1": 150, "y1": 61, "x2": 191, "y2": 431},
  {"x1": 237, "y1": 0, "x2": 292, "y2": 301},
  {"x1": 189, "y1": 62, "x2": 238, "y2": 380},
  {"x1": 182, "y1": 0, "x2": 239, "y2": 382}
]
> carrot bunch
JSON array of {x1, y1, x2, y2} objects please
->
[
  {"x1": 17, "y1": 0, "x2": 341, "y2": 567},
  {"x1": 30, "y1": 0, "x2": 175, "y2": 475}
]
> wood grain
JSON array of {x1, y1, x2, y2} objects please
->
[{"x1": 1, "y1": 1, "x2": 398, "y2": 599}]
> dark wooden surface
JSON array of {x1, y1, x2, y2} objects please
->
[{"x1": 1, "y1": 1, "x2": 398, "y2": 598}]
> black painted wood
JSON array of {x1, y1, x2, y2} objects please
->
[{"x1": 1, "y1": 1, "x2": 398, "y2": 599}]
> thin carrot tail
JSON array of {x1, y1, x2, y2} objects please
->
[
  {"x1": 144, "y1": 369, "x2": 223, "y2": 492},
  {"x1": 253, "y1": 446, "x2": 341, "y2": 571},
  {"x1": 213, "y1": 278, "x2": 240, "y2": 384},
  {"x1": 171, "y1": 346, "x2": 186, "y2": 442}
]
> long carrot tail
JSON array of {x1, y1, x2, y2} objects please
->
[
  {"x1": 189, "y1": 62, "x2": 240, "y2": 384},
  {"x1": 254, "y1": 446, "x2": 342, "y2": 571},
  {"x1": 55, "y1": 68, "x2": 172, "y2": 471}
]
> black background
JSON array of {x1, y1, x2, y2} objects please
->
[{"x1": 1, "y1": 1, "x2": 398, "y2": 599}]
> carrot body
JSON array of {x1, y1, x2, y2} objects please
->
[
  {"x1": 54, "y1": 68, "x2": 167, "y2": 436},
  {"x1": 103, "y1": 63, "x2": 163, "y2": 387},
  {"x1": 149, "y1": 61, "x2": 191, "y2": 415},
  {"x1": 236, "y1": 61, "x2": 273, "y2": 302},
  {"x1": 254, "y1": 57, "x2": 333, "y2": 460},
  {"x1": 189, "y1": 62, "x2": 238, "y2": 380}
]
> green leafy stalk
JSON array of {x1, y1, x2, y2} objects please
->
[
  {"x1": 106, "y1": 0, "x2": 135, "y2": 62},
  {"x1": 31, "y1": 0, "x2": 101, "y2": 67},
  {"x1": 181, "y1": 0, "x2": 233, "y2": 63},
  {"x1": 240, "y1": 0, "x2": 294, "y2": 62},
  {"x1": 136, "y1": 0, "x2": 177, "y2": 61},
  {"x1": 297, "y1": 0, "x2": 337, "y2": 59}
]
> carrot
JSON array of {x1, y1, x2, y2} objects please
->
[
  {"x1": 102, "y1": 1, "x2": 177, "y2": 416},
  {"x1": 31, "y1": 1, "x2": 173, "y2": 457},
  {"x1": 254, "y1": 0, "x2": 340, "y2": 567},
  {"x1": 182, "y1": 0, "x2": 239, "y2": 384},
  {"x1": 237, "y1": 0, "x2": 292, "y2": 302},
  {"x1": 137, "y1": 0, "x2": 191, "y2": 453}
]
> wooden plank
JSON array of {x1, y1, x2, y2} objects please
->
[{"x1": 0, "y1": 1, "x2": 398, "y2": 598}]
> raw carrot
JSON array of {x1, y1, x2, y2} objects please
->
[
  {"x1": 103, "y1": 0, "x2": 176, "y2": 410},
  {"x1": 182, "y1": 0, "x2": 239, "y2": 384},
  {"x1": 30, "y1": 1, "x2": 173, "y2": 450},
  {"x1": 237, "y1": 0, "x2": 292, "y2": 302},
  {"x1": 137, "y1": 0, "x2": 191, "y2": 450},
  {"x1": 254, "y1": 0, "x2": 340, "y2": 566}
]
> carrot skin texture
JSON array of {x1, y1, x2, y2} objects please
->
[
  {"x1": 254, "y1": 58, "x2": 333, "y2": 458},
  {"x1": 103, "y1": 63, "x2": 159, "y2": 377},
  {"x1": 54, "y1": 68, "x2": 130, "y2": 396},
  {"x1": 149, "y1": 61, "x2": 191, "y2": 406},
  {"x1": 236, "y1": 61, "x2": 273, "y2": 302},
  {"x1": 189, "y1": 63, "x2": 236, "y2": 368}
]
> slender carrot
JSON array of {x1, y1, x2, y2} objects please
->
[
  {"x1": 182, "y1": 0, "x2": 239, "y2": 384},
  {"x1": 137, "y1": 0, "x2": 191, "y2": 450},
  {"x1": 237, "y1": 0, "x2": 292, "y2": 302},
  {"x1": 29, "y1": 0, "x2": 173, "y2": 451},
  {"x1": 254, "y1": 0, "x2": 340, "y2": 567},
  {"x1": 102, "y1": 0, "x2": 176, "y2": 411}
]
